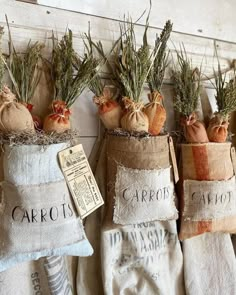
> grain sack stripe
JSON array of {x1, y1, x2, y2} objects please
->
[
  {"x1": 192, "y1": 145, "x2": 209, "y2": 180},
  {"x1": 48, "y1": 265, "x2": 66, "y2": 285},
  {"x1": 50, "y1": 273, "x2": 67, "y2": 292},
  {"x1": 65, "y1": 285, "x2": 71, "y2": 295},
  {"x1": 45, "y1": 257, "x2": 63, "y2": 269},
  {"x1": 197, "y1": 221, "x2": 212, "y2": 235},
  {"x1": 48, "y1": 266, "x2": 64, "y2": 284},
  {"x1": 44, "y1": 257, "x2": 72, "y2": 295}
]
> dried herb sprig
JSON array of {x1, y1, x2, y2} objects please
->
[
  {"x1": 84, "y1": 36, "x2": 124, "y2": 96},
  {"x1": 3, "y1": 15, "x2": 43, "y2": 102},
  {"x1": 83, "y1": 28, "x2": 105, "y2": 97},
  {"x1": 172, "y1": 49, "x2": 201, "y2": 117},
  {"x1": 90, "y1": 15, "x2": 154, "y2": 102},
  {"x1": 7, "y1": 41, "x2": 43, "y2": 103},
  {"x1": 52, "y1": 29, "x2": 99, "y2": 108},
  {"x1": 147, "y1": 20, "x2": 172, "y2": 92},
  {"x1": 112, "y1": 18, "x2": 152, "y2": 102},
  {"x1": 214, "y1": 64, "x2": 236, "y2": 118},
  {"x1": 89, "y1": 75, "x2": 104, "y2": 96},
  {"x1": 0, "y1": 27, "x2": 5, "y2": 90}
]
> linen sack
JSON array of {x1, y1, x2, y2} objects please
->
[
  {"x1": 179, "y1": 142, "x2": 236, "y2": 240},
  {"x1": 0, "y1": 256, "x2": 73, "y2": 295},
  {"x1": 183, "y1": 233, "x2": 236, "y2": 295},
  {"x1": 101, "y1": 134, "x2": 184, "y2": 295},
  {"x1": 0, "y1": 142, "x2": 93, "y2": 272}
]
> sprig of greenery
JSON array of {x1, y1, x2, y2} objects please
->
[
  {"x1": 112, "y1": 17, "x2": 154, "y2": 102},
  {"x1": 8, "y1": 41, "x2": 43, "y2": 103},
  {"x1": 4, "y1": 17, "x2": 43, "y2": 103},
  {"x1": 147, "y1": 20, "x2": 172, "y2": 92},
  {"x1": 86, "y1": 11, "x2": 158, "y2": 102},
  {"x1": 214, "y1": 64, "x2": 236, "y2": 117},
  {"x1": 89, "y1": 75, "x2": 104, "y2": 96},
  {"x1": 83, "y1": 27, "x2": 105, "y2": 97},
  {"x1": 172, "y1": 48, "x2": 201, "y2": 116},
  {"x1": 51, "y1": 29, "x2": 99, "y2": 108},
  {"x1": 0, "y1": 27, "x2": 5, "y2": 90}
]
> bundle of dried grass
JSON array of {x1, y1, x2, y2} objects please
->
[
  {"x1": 172, "y1": 49, "x2": 208, "y2": 143},
  {"x1": 207, "y1": 63, "x2": 236, "y2": 142},
  {"x1": 145, "y1": 20, "x2": 172, "y2": 135},
  {"x1": 43, "y1": 29, "x2": 99, "y2": 133}
]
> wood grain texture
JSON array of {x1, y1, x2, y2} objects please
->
[{"x1": 37, "y1": 0, "x2": 236, "y2": 43}]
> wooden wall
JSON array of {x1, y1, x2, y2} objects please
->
[{"x1": 1, "y1": 0, "x2": 236, "y2": 153}]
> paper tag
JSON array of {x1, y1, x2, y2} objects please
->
[
  {"x1": 183, "y1": 176, "x2": 236, "y2": 221},
  {"x1": 58, "y1": 144, "x2": 104, "y2": 219},
  {"x1": 113, "y1": 166, "x2": 178, "y2": 225},
  {"x1": 168, "y1": 137, "x2": 179, "y2": 183}
]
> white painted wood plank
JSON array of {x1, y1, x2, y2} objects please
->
[
  {"x1": 79, "y1": 136, "x2": 97, "y2": 157},
  {"x1": 71, "y1": 89, "x2": 99, "y2": 137},
  {"x1": 1, "y1": 0, "x2": 236, "y2": 67},
  {"x1": 37, "y1": 0, "x2": 236, "y2": 43}
]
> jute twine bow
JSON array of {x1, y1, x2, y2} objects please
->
[
  {"x1": 214, "y1": 121, "x2": 229, "y2": 129},
  {"x1": 147, "y1": 90, "x2": 163, "y2": 106},
  {"x1": 122, "y1": 97, "x2": 144, "y2": 112},
  {"x1": 180, "y1": 112, "x2": 197, "y2": 126},
  {"x1": 93, "y1": 87, "x2": 113, "y2": 106},
  {"x1": 51, "y1": 100, "x2": 71, "y2": 118},
  {"x1": 0, "y1": 86, "x2": 16, "y2": 103},
  {"x1": 213, "y1": 113, "x2": 229, "y2": 128}
]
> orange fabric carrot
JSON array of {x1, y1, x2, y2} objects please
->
[
  {"x1": 144, "y1": 91, "x2": 166, "y2": 135},
  {"x1": 181, "y1": 113, "x2": 209, "y2": 143},
  {"x1": 43, "y1": 100, "x2": 71, "y2": 133},
  {"x1": 93, "y1": 88, "x2": 122, "y2": 130},
  {"x1": 207, "y1": 114, "x2": 229, "y2": 143}
]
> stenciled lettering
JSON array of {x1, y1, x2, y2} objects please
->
[
  {"x1": 11, "y1": 203, "x2": 74, "y2": 223},
  {"x1": 191, "y1": 191, "x2": 233, "y2": 206},
  {"x1": 109, "y1": 227, "x2": 177, "y2": 251},
  {"x1": 122, "y1": 186, "x2": 171, "y2": 203},
  {"x1": 31, "y1": 272, "x2": 42, "y2": 295}
]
